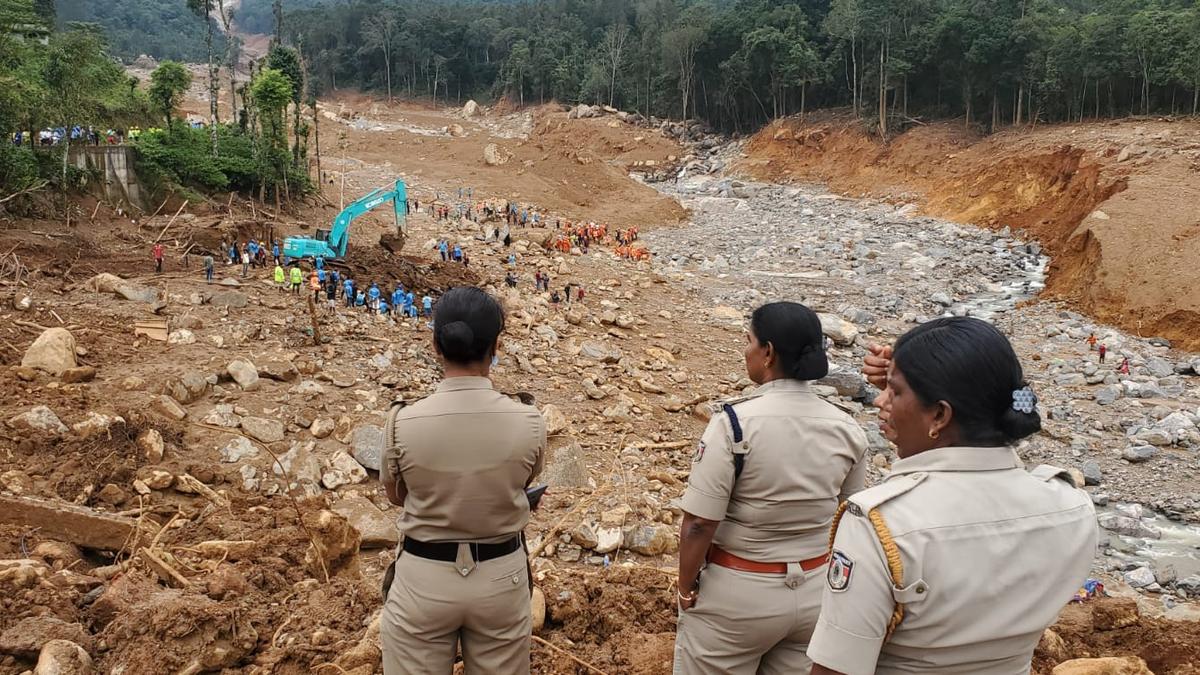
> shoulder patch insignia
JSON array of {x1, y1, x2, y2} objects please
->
[{"x1": 828, "y1": 550, "x2": 854, "y2": 592}]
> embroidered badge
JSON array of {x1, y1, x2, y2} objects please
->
[
  {"x1": 828, "y1": 550, "x2": 854, "y2": 592},
  {"x1": 692, "y1": 440, "x2": 706, "y2": 463}
]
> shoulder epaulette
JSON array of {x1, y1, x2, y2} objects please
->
[
  {"x1": 1029, "y1": 464, "x2": 1078, "y2": 487},
  {"x1": 848, "y1": 472, "x2": 929, "y2": 513}
]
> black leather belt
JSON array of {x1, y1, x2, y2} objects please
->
[{"x1": 403, "y1": 536, "x2": 522, "y2": 563}]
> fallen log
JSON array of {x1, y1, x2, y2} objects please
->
[{"x1": 0, "y1": 495, "x2": 156, "y2": 551}]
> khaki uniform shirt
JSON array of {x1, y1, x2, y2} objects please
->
[
  {"x1": 807, "y1": 446, "x2": 1097, "y2": 674},
  {"x1": 382, "y1": 377, "x2": 545, "y2": 544},
  {"x1": 679, "y1": 379, "x2": 869, "y2": 561}
]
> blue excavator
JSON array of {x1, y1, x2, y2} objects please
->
[{"x1": 283, "y1": 179, "x2": 407, "y2": 260}]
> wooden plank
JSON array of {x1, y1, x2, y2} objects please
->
[{"x1": 0, "y1": 495, "x2": 153, "y2": 551}]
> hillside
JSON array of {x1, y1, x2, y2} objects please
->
[
  {"x1": 57, "y1": 0, "x2": 216, "y2": 61},
  {"x1": 738, "y1": 113, "x2": 1200, "y2": 349}
]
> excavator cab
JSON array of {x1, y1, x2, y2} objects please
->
[{"x1": 283, "y1": 179, "x2": 406, "y2": 261}]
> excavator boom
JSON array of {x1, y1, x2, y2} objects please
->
[{"x1": 283, "y1": 179, "x2": 407, "y2": 260}]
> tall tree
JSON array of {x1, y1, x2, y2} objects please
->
[
  {"x1": 600, "y1": 22, "x2": 630, "y2": 107},
  {"x1": 362, "y1": 10, "x2": 399, "y2": 101},
  {"x1": 149, "y1": 60, "x2": 193, "y2": 130},
  {"x1": 187, "y1": 0, "x2": 219, "y2": 155}
]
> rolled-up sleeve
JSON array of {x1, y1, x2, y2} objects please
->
[
  {"x1": 678, "y1": 415, "x2": 734, "y2": 521},
  {"x1": 807, "y1": 511, "x2": 893, "y2": 674}
]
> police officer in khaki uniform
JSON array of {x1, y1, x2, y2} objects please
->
[
  {"x1": 808, "y1": 318, "x2": 1097, "y2": 675},
  {"x1": 674, "y1": 302, "x2": 869, "y2": 674},
  {"x1": 380, "y1": 287, "x2": 546, "y2": 675}
]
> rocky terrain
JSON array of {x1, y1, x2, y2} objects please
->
[{"x1": 2, "y1": 97, "x2": 1199, "y2": 673}]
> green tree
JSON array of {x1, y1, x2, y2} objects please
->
[
  {"x1": 186, "y1": 0, "x2": 219, "y2": 155},
  {"x1": 362, "y1": 10, "x2": 399, "y2": 101},
  {"x1": 149, "y1": 60, "x2": 192, "y2": 130}
]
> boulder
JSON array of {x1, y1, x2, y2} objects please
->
[
  {"x1": 1123, "y1": 566, "x2": 1156, "y2": 588},
  {"x1": 71, "y1": 412, "x2": 123, "y2": 438},
  {"x1": 351, "y1": 424, "x2": 384, "y2": 472},
  {"x1": 1097, "y1": 513, "x2": 1160, "y2": 539},
  {"x1": 541, "y1": 440, "x2": 589, "y2": 489},
  {"x1": 273, "y1": 441, "x2": 323, "y2": 486},
  {"x1": 163, "y1": 371, "x2": 210, "y2": 404},
  {"x1": 531, "y1": 586, "x2": 546, "y2": 634},
  {"x1": 167, "y1": 329, "x2": 196, "y2": 345},
  {"x1": 1052, "y1": 657, "x2": 1152, "y2": 675},
  {"x1": 137, "y1": 429, "x2": 165, "y2": 462},
  {"x1": 483, "y1": 143, "x2": 510, "y2": 166},
  {"x1": 623, "y1": 524, "x2": 677, "y2": 556},
  {"x1": 115, "y1": 284, "x2": 159, "y2": 303},
  {"x1": 219, "y1": 436, "x2": 259, "y2": 463},
  {"x1": 0, "y1": 616, "x2": 93, "y2": 657},
  {"x1": 321, "y1": 451, "x2": 369, "y2": 489},
  {"x1": 209, "y1": 290, "x2": 248, "y2": 308},
  {"x1": 1094, "y1": 385, "x2": 1122, "y2": 406},
  {"x1": 21, "y1": 328, "x2": 77, "y2": 375},
  {"x1": 258, "y1": 359, "x2": 300, "y2": 382},
  {"x1": 8, "y1": 406, "x2": 68, "y2": 434},
  {"x1": 310, "y1": 418, "x2": 335, "y2": 439},
  {"x1": 817, "y1": 370, "x2": 866, "y2": 399},
  {"x1": 150, "y1": 395, "x2": 187, "y2": 421},
  {"x1": 1080, "y1": 460, "x2": 1102, "y2": 486},
  {"x1": 240, "y1": 416, "x2": 284, "y2": 443},
  {"x1": 541, "y1": 404, "x2": 569, "y2": 436},
  {"x1": 32, "y1": 639, "x2": 94, "y2": 675},
  {"x1": 462, "y1": 99, "x2": 479, "y2": 118},
  {"x1": 817, "y1": 313, "x2": 859, "y2": 346},
  {"x1": 1122, "y1": 445, "x2": 1157, "y2": 463},
  {"x1": 331, "y1": 493, "x2": 398, "y2": 548},
  {"x1": 226, "y1": 359, "x2": 260, "y2": 391},
  {"x1": 1144, "y1": 357, "x2": 1175, "y2": 378},
  {"x1": 447, "y1": 123, "x2": 465, "y2": 137},
  {"x1": 84, "y1": 272, "x2": 128, "y2": 294}
]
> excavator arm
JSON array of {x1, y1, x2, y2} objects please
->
[{"x1": 284, "y1": 179, "x2": 407, "y2": 260}]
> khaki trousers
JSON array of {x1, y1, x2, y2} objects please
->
[
  {"x1": 673, "y1": 562, "x2": 824, "y2": 675},
  {"x1": 381, "y1": 547, "x2": 530, "y2": 675}
]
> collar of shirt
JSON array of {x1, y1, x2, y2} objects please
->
[
  {"x1": 888, "y1": 446, "x2": 1022, "y2": 476},
  {"x1": 435, "y1": 376, "x2": 494, "y2": 394},
  {"x1": 751, "y1": 378, "x2": 813, "y2": 396}
]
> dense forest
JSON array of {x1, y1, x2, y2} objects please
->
[
  {"x1": 277, "y1": 0, "x2": 1200, "y2": 134},
  {"x1": 55, "y1": 0, "x2": 216, "y2": 62}
]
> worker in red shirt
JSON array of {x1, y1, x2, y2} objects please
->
[{"x1": 153, "y1": 243, "x2": 165, "y2": 273}]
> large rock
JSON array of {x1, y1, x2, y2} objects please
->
[
  {"x1": 0, "y1": 616, "x2": 93, "y2": 657},
  {"x1": 1122, "y1": 445, "x2": 1157, "y2": 462},
  {"x1": 219, "y1": 436, "x2": 259, "y2": 463},
  {"x1": 163, "y1": 371, "x2": 209, "y2": 404},
  {"x1": 331, "y1": 493, "x2": 398, "y2": 548},
  {"x1": 817, "y1": 370, "x2": 866, "y2": 399},
  {"x1": 483, "y1": 143, "x2": 510, "y2": 166},
  {"x1": 541, "y1": 440, "x2": 589, "y2": 489},
  {"x1": 1080, "y1": 460, "x2": 1102, "y2": 486},
  {"x1": 241, "y1": 416, "x2": 284, "y2": 443},
  {"x1": 817, "y1": 314, "x2": 859, "y2": 346},
  {"x1": 462, "y1": 99, "x2": 479, "y2": 118},
  {"x1": 150, "y1": 395, "x2": 187, "y2": 421},
  {"x1": 21, "y1": 328, "x2": 77, "y2": 375},
  {"x1": 226, "y1": 359, "x2": 260, "y2": 391},
  {"x1": 623, "y1": 524, "x2": 677, "y2": 556},
  {"x1": 258, "y1": 359, "x2": 300, "y2": 382},
  {"x1": 8, "y1": 406, "x2": 68, "y2": 434},
  {"x1": 321, "y1": 451, "x2": 369, "y2": 489},
  {"x1": 137, "y1": 429, "x2": 165, "y2": 462},
  {"x1": 32, "y1": 639, "x2": 94, "y2": 675},
  {"x1": 580, "y1": 341, "x2": 621, "y2": 363},
  {"x1": 310, "y1": 418, "x2": 335, "y2": 439},
  {"x1": 1123, "y1": 566, "x2": 1156, "y2": 588},
  {"x1": 542, "y1": 404, "x2": 568, "y2": 436},
  {"x1": 72, "y1": 412, "x2": 123, "y2": 438},
  {"x1": 273, "y1": 441, "x2": 323, "y2": 485},
  {"x1": 1097, "y1": 512, "x2": 1160, "y2": 539},
  {"x1": 1052, "y1": 657, "x2": 1152, "y2": 675},
  {"x1": 351, "y1": 424, "x2": 384, "y2": 472},
  {"x1": 209, "y1": 290, "x2": 248, "y2": 308},
  {"x1": 60, "y1": 366, "x2": 96, "y2": 384},
  {"x1": 1144, "y1": 357, "x2": 1175, "y2": 378}
]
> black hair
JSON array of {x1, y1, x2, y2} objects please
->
[
  {"x1": 433, "y1": 286, "x2": 505, "y2": 364},
  {"x1": 749, "y1": 302, "x2": 829, "y2": 381},
  {"x1": 892, "y1": 317, "x2": 1040, "y2": 446}
]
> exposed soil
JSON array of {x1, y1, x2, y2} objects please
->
[{"x1": 738, "y1": 111, "x2": 1200, "y2": 349}]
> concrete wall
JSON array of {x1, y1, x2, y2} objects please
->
[{"x1": 67, "y1": 146, "x2": 146, "y2": 210}]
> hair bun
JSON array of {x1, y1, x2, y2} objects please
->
[
  {"x1": 998, "y1": 406, "x2": 1041, "y2": 443},
  {"x1": 439, "y1": 320, "x2": 475, "y2": 353}
]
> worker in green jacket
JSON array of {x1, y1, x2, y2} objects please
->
[
  {"x1": 289, "y1": 264, "x2": 303, "y2": 295},
  {"x1": 273, "y1": 264, "x2": 286, "y2": 292}
]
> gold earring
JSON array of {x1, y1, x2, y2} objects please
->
[{"x1": 928, "y1": 429, "x2": 939, "y2": 440}]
